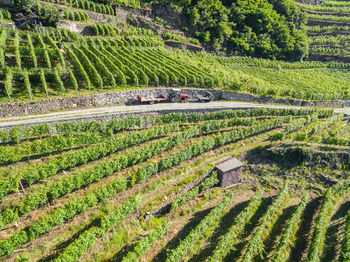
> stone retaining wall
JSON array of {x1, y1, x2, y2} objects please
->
[
  {"x1": 115, "y1": 6, "x2": 151, "y2": 22},
  {"x1": 0, "y1": 0, "x2": 11, "y2": 7},
  {"x1": 58, "y1": 21, "x2": 94, "y2": 35},
  {"x1": 0, "y1": 88, "x2": 349, "y2": 117},
  {"x1": 164, "y1": 41, "x2": 204, "y2": 52}
]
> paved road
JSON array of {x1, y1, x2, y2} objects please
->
[{"x1": 0, "y1": 101, "x2": 348, "y2": 128}]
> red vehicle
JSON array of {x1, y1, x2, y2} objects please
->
[{"x1": 137, "y1": 89, "x2": 189, "y2": 104}]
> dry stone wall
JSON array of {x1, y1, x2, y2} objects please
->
[
  {"x1": 0, "y1": 0, "x2": 11, "y2": 7},
  {"x1": 58, "y1": 21, "x2": 94, "y2": 35},
  {"x1": 0, "y1": 88, "x2": 349, "y2": 117},
  {"x1": 164, "y1": 41, "x2": 204, "y2": 52}
]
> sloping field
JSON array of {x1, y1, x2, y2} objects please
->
[{"x1": 0, "y1": 107, "x2": 349, "y2": 262}]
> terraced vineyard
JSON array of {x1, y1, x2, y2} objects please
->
[
  {"x1": 0, "y1": 25, "x2": 350, "y2": 103},
  {"x1": 297, "y1": 0, "x2": 350, "y2": 62},
  {"x1": 0, "y1": 107, "x2": 348, "y2": 262},
  {"x1": 1, "y1": 1, "x2": 350, "y2": 260},
  {"x1": 0, "y1": 0, "x2": 350, "y2": 105}
]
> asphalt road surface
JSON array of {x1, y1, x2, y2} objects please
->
[{"x1": 0, "y1": 101, "x2": 348, "y2": 128}]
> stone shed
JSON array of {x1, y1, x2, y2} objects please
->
[{"x1": 214, "y1": 158, "x2": 244, "y2": 186}]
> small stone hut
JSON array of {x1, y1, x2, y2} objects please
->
[{"x1": 214, "y1": 158, "x2": 244, "y2": 186}]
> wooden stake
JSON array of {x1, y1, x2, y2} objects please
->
[{"x1": 19, "y1": 179, "x2": 25, "y2": 193}]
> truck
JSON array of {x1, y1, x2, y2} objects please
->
[
  {"x1": 196, "y1": 91, "x2": 214, "y2": 102},
  {"x1": 137, "y1": 89, "x2": 189, "y2": 104}
]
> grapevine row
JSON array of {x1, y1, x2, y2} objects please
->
[
  {"x1": 53, "y1": 196, "x2": 141, "y2": 262},
  {"x1": 165, "y1": 191, "x2": 234, "y2": 262},
  {"x1": 0, "y1": 125, "x2": 194, "y2": 230},
  {"x1": 121, "y1": 220, "x2": 170, "y2": 262},
  {"x1": 0, "y1": 132, "x2": 104, "y2": 165},
  {"x1": 209, "y1": 189, "x2": 265, "y2": 262},
  {"x1": 0, "y1": 178, "x2": 129, "y2": 257},
  {"x1": 307, "y1": 180, "x2": 350, "y2": 262},
  {"x1": 0, "y1": 128, "x2": 198, "y2": 255},
  {"x1": 170, "y1": 171, "x2": 219, "y2": 211},
  {"x1": 340, "y1": 212, "x2": 350, "y2": 262},
  {"x1": 0, "y1": 123, "x2": 180, "y2": 199},
  {"x1": 241, "y1": 182, "x2": 289, "y2": 262},
  {"x1": 271, "y1": 192, "x2": 310, "y2": 262}
]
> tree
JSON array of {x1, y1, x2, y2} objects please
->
[{"x1": 172, "y1": 0, "x2": 308, "y2": 60}]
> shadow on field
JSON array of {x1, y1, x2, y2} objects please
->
[
  {"x1": 37, "y1": 220, "x2": 99, "y2": 262},
  {"x1": 188, "y1": 200, "x2": 249, "y2": 262},
  {"x1": 289, "y1": 197, "x2": 321, "y2": 262},
  {"x1": 108, "y1": 238, "x2": 138, "y2": 262},
  {"x1": 255, "y1": 204, "x2": 297, "y2": 262},
  {"x1": 322, "y1": 200, "x2": 350, "y2": 262},
  {"x1": 223, "y1": 196, "x2": 273, "y2": 262},
  {"x1": 153, "y1": 208, "x2": 212, "y2": 262}
]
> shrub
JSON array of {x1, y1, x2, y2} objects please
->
[
  {"x1": 27, "y1": 32, "x2": 37, "y2": 68},
  {"x1": 14, "y1": 32, "x2": 21, "y2": 69},
  {"x1": 54, "y1": 68, "x2": 65, "y2": 94},
  {"x1": 40, "y1": 68, "x2": 49, "y2": 97},
  {"x1": 13, "y1": 0, "x2": 35, "y2": 12},
  {"x1": 10, "y1": 126, "x2": 22, "y2": 143},
  {"x1": 4, "y1": 67, "x2": 13, "y2": 100},
  {"x1": 23, "y1": 69, "x2": 33, "y2": 99}
]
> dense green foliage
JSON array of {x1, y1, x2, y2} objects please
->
[{"x1": 169, "y1": 0, "x2": 308, "y2": 60}]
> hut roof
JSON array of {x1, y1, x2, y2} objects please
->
[{"x1": 216, "y1": 158, "x2": 244, "y2": 173}]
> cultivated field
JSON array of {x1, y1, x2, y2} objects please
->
[
  {"x1": 0, "y1": 108, "x2": 349, "y2": 262},
  {"x1": 0, "y1": 24, "x2": 350, "y2": 103},
  {"x1": 297, "y1": 0, "x2": 350, "y2": 62},
  {"x1": 1, "y1": 1, "x2": 350, "y2": 261}
]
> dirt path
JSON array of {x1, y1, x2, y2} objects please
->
[{"x1": 0, "y1": 101, "x2": 348, "y2": 128}]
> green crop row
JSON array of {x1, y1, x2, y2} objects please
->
[
  {"x1": 271, "y1": 192, "x2": 309, "y2": 262},
  {"x1": 152, "y1": 108, "x2": 333, "y2": 125},
  {"x1": 306, "y1": 25, "x2": 350, "y2": 33},
  {"x1": 270, "y1": 115, "x2": 319, "y2": 141},
  {"x1": 64, "y1": 9, "x2": 90, "y2": 22},
  {"x1": 309, "y1": 114, "x2": 343, "y2": 136},
  {"x1": 209, "y1": 189, "x2": 264, "y2": 262},
  {"x1": 311, "y1": 46, "x2": 350, "y2": 56},
  {"x1": 170, "y1": 171, "x2": 219, "y2": 211},
  {"x1": 121, "y1": 220, "x2": 170, "y2": 262},
  {"x1": 298, "y1": 2, "x2": 350, "y2": 13},
  {"x1": 42, "y1": 0, "x2": 115, "y2": 15},
  {"x1": 340, "y1": 212, "x2": 350, "y2": 262},
  {"x1": 166, "y1": 191, "x2": 234, "y2": 262},
  {"x1": 0, "y1": 180, "x2": 129, "y2": 257},
  {"x1": 306, "y1": 189, "x2": 335, "y2": 262},
  {"x1": 0, "y1": 131, "x2": 103, "y2": 164},
  {"x1": 0, "y1": 125, "x2": 193, "y2": 230},
  {"x1": 241, "y1": 182, "x2": 289, "y2": 262},
  {"x1": 324, "y1": 1, "x2": 350, "y2": 7},
  {"x1": 307, "y1": 13, "x2": 350, "y2": 23},
  {"x1": 217, "y1": 54, "x2": 350, "y2": 70},
  {"x1": 0, "y1": 123, "x2": 51, "y2": 144},
  {"x1": 53, "y1": 196, "x2": 141, "y2": 262},
  {"x1": 0, "y1": 123, "x2": 180, "y2": 199}
]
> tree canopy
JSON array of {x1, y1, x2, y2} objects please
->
[{"x1": 173, "y1": 0, "x2": 308, "y2": 61}]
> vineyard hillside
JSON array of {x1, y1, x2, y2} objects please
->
[
  {"x1": 297, "y1": 0, "x2": 350, "y2": 62},
  {"x1": 0, "y1": 0, "x2": 348, "y2": 105},
  {"x1": 0, "y1": 1, "x2": 350, "y2": 262}
]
